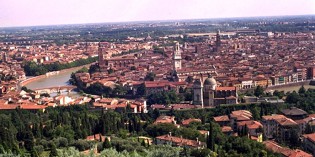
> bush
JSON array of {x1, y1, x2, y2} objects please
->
[
  {"x1": 33, "y1": 145, "x2": 44, "y2": 155},
  {"x1": 54, "y1": 137, "x2": 68, "y2": 148},
  {"x1": 72, "y1": 140, "x2": 91, "y2": 151}
]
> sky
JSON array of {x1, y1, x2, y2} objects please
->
[{"x1": 0, "y1": 0, "x2": 315, "y2": 27}]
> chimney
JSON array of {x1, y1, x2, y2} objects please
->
[
  {"x1": 196, "y1": 137, "x2": 199, "y2": 143},
  {"x1": 169, "y1": 132, "x2": 172, "y2": 137}
]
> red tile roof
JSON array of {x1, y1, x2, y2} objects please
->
[
  {"x1": 156, "y1": 135, "x2": 205, "y2": 148},
  {"x1": 0, "y1": 104, "x2": 19, "y2": 110},
  {"x1": 237, "y1": 120, "x2": 263, "y2": 129},
  {"x1": 221, "y1": 126, "x2": 233, "y2": 133},
  {"x1": 303, "y1": 133, "x2": 315, "y2": 143},
  {"x1": 213, "y1": 115, "x2": 230, "y2": 122},
  {"x1": 275, "y1": 117, "x2": 298, "y2": 126},
  {"x1": 154, "y1": 116, "x2": 176, "y2": 124},
  {"x1": 263, "y1": 140, "x2": 312, "y2": 157},
  {"x1": 262, "y1": 114, "x2": 286, "y2": 121},
  {"x1": 181, "y1": 118, "x2": 201, "y2": 126},
  {"x1": 230, "y1": 110, "x2": 252, "y2": 121},
  {"x1": 0, "y1": 104, "x2": 47, "y2": 110},
  {"x1": 216, "y1": 86, "x2": 236, "y2": 91}
]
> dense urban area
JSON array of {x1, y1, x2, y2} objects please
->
[{"x1": 1, "y1": 15, "x2": 315, "y2": 156}]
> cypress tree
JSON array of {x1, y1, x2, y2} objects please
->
[
  {"x1": 23, "y1": 130, "x2": 35, "y2": 151},
  {"x1": 99, "y1": 134, "x2": 102, "y2": 142},
  {"x1": 141, "y1": 139, "x2": 146, "y2": 147},
  {"x1": 49, "y1": 144, "x2": 58, "y2": 157},
  {"x1": 128, "y1": 120, "x2": 133, "y2": 133},
  {"x1": 207, "y1": 122, "x2": 215, "y2": 151},
  {"x1": 30, "y1": 147, "x2": 39, "y2": 157},
  {"x1": 103, "y1": 137, "x2": 111, "y2": 149},
  {"x1": 244, "y1": 124, "x2": 248, "y2": 137}
]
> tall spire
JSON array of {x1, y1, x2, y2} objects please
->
[
  {"x1": 173, "y1": 42, "x2": 182, "y2": 71},
  {"x1": 98, "y1": 42, "x2": 104, "y2": 66},
  {"x1": 216, "y1": 29, "x2": 221, "y2": 48}
]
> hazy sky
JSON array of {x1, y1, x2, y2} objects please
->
[{"x1": 1, "y1": 0, "x2": 315, "y2": 27}]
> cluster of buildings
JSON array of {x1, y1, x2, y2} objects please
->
[
  {"x1": 0, "y1": 89, "x2": 92, "y2": 112},
  {"x1": 94, "y1": 31, "x2": 315, "y2": 89},
  {"x1": 0, "y1": 41, "x2": 153, "y2": 65},
  {"x1": 0, "y1": 59, "x2": 26, "y2": 95},
  {"x1": 72, "y1": 30, "x2": 315, "y2": 109},
  {"x1": 263, "y1": 140, "x2": 312, "y2": 157},
  {"x1": 152, "y1": 115, "x2": 207, "y2": 148},
  {"x1": 149, "y1": 106, "x2": 315, "y2": 156},
  {"x1": 92, "y1": 97, "x2": 147, "y2": 113},
  {"x1": 212, "y1": 107, "x2": 315, "y2": 156},
  {"x1": 0, "y1": 87, "x2": 149, "y2": 114}
]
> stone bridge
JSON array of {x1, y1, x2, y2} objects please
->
[{"x1": 34, "y1": 85, "x2": 77, "y2": 94}]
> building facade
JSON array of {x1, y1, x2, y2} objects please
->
[{"x1": 193, "y1": 75, "x2": 237, "y2": 107}]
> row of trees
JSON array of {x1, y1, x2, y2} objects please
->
[
  {"x1": 23, "y1": 57, "x2": 97, "y2": 76},
  {"x1": 0, "y1": 102, "x2": 281, "y2": 156},
  {"x1": 285, "y1": 86, "x2": 315, "y2": 113}
]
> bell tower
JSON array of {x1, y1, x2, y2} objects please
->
[
  {"x1": 98, "y1": 42, "x2": 106, "y2": 71},
  {"x1": 193, "y1": 79, "x2": 204, "y2": 108},
  {"x1": 98, "y1": 42, "x2": 104, "y2": 64},
  {"x1": 173, "y1": 42, "x2": 182, "y2": 71},
  {"x1": 215, "y1": 30, "x2": 221, "y2": 52}
]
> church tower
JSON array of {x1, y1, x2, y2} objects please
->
[
  {"x1": 173, "y1": 42, "x2": 182, "y2": 71},
  {"x1": 193, "y1": 79, "x2": 203, "y2": 108},
  {"x1": 2, "y1": 52, "x2": 7, "y2": 63},
  {"x1": 98, "y1": 42, "x2": 104, "y2": 65},
  {"x1": 215, "y1": 30, "x2": 221, "y2": 52},
  {"x1": 98, "y1": 42, "x2": 106, "y2": 71}
]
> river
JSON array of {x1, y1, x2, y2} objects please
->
[{"x1": 25, "y1": 66, "x2": 88, "y2": 90}]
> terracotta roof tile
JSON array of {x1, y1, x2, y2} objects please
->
[
  {"x1": 213, "y1": 115, "x2": 230, "y2": 122},
  {"x1": 181, "y1": 118, "x2": 201, "y2": 125}
]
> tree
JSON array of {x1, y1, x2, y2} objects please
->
[
  {"x1": 103, "y1": 137, "x2": 112, "y2": 149},
  {"x1": 285, "y1": 91, "x2": 300, "y2": 104},
  {"x1": 30, "y1": 147, "x2": 39, "y2": 157},
  {"x1": 185, "y1": 76, "x2": 194, "y2": 83},
  {"x1": 146, "y1": 123, "x2": 177, "y2": 137},
  {"x1": 49, "y1": 144, "x2": 58, "y2": 157},
  {"x1": 254, "y1": 86, "x2": 264, "y2": 97},
  {"x1": 136, "y1": 83, "x2": 146, "y2": 97},
  {"x1": 113, "y1": 84, "x2": 127, "y2": 97},
  {"x1": 76, "y1": 67, "x2": 88, "y2": 73},
  {"x1": 207, "y1": 122, "x2": 215, "y2": 151},
  {"x1": 89, "y1": 64, "x2": 100, "y2": 74},
  {"x1": 191, "y1": 148, "x2": 212, "y2": 157},
  {"x1": 273, "y1": 90, "x2": 284, "y2": 99},
  {"x1": 85, "y1": 82, "x2": 113, "y2": 96},
  {"x1": 23, "y1": 130, "x2": 35, "y2": 151},
  {"x1": 141, "y1": 139, "x2": 146, "y2": 147},
  {"x1": 298, "y1": 85, "x2": 306, "y2": 94},
  {"x1": 130, "y1": 66, "x2": 136, "y2": 71},
  {"x1": 145, "y1": 72, "x2": 156, "y2": 81},
  {"x1": 108, "y1": 68, "x2": 114, "y2": 74}
]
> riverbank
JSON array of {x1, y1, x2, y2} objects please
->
[
  {"x1": 265, "y1": 80, "x2": 315, "y2": 93},
  {"x1": 20, "y1": 63, "x2": 94, "y2": 89}
]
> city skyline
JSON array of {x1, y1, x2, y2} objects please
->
[{"x1": 1, "y1": 0, "x2": 315, "y2": 27}]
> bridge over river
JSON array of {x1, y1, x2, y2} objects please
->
[{"x1": 33, "y1": 85, "x2": 77, "y2": 94}]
